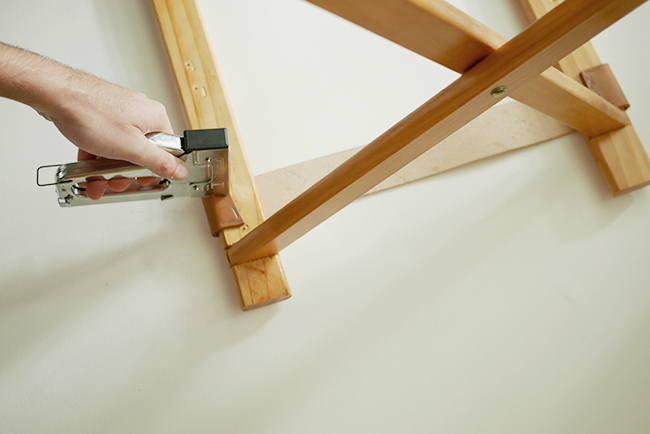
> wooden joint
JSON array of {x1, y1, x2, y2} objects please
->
[
  {"x1": 519, "y1": 0, "x2": 650, "y2": 196},
  {"x1": 580, "y1": 64, "x2": 630, "y2": 110},
  {"x1": 223, "y1": 0, "x2": 648, "y2": 264}
]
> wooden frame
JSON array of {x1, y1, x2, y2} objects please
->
[{"x1": 152, "y1": 0, "x2": 649, "y2": 309}]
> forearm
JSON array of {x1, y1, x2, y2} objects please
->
[{"x1": 0, "y1": 42, "x2": 72, "y2": 113}]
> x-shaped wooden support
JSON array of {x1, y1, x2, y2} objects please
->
[{"x1": 152, "y1": 0, "x2": 648, "y2": 309}]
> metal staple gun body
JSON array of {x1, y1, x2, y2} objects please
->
[{"x1": 38, "y1": 128, "x2": 232, "y2": 207}]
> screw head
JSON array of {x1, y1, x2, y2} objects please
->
[{"x1": 490, "y1": 86, "x2": 507, "y2": 97}]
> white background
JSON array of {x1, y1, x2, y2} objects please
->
[{"x1": 1, "y1": 1, "x2": 649, "y2": 433}]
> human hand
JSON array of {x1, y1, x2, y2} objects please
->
[
  {"x1": 0, "y1": 42, "x2": 187, "y2": 199},
  {"x1": 39, "y1": 70, "x2": 188, "y2": 199}
]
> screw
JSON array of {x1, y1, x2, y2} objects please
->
[{"x1": 490, "y1": 86, "x2": 507, "y2": 97}]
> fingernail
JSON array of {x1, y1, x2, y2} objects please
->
[{"x1": 172, "y1": 163, "x2": 189, "y2": 180}]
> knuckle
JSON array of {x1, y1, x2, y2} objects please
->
[{"x1": 153, "y1": 101, "x2": 169, "y2": 117}]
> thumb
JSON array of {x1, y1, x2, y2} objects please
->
[{"x1": 132, "y1": 136, "x2": 189, "y2": 180}]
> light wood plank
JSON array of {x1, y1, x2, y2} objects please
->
[
  {"x1": 256, "y1": 102, "x2": 573, "y2": 216},
  {"x1": 151, "y1": 0, "x2": 290, "y2": 309},
  {"x1": 520, "y1": 0, "x2": 650, "y2": 195},
  {"x1": 228, "y1": 0, "x2": 646, "y2": 265},
  {"x1": 305, "y1": 0, "x2": 629, "y2": 137}
]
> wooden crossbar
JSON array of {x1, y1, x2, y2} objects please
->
[
  {"x1": 227, "y1": 0, "x2": 646, "y2": 266},
  {"x1": 305, "y1": 0, "x2": 630, "y2": 137}
]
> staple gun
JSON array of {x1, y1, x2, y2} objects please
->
[{"x1": 38, "y1": 128, "x2": 231, "y2": 207}]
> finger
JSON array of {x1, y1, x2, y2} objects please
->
[
  {"x1": 136, "y1": 176, "x2": 157, "y2": 186},
  {"x1": 86, "y1": 179, "x2": 109, "y2": 200},
  {"x1": 149, "y1": 101, "x2": 174, "y2": 135},
  {"x1": 78, "y1": 149, "x2": 97, "y2": 161},
  {"x1": 108, "y1": 177, "x2": 134, "y2": 192},
  {"x1": 130, "y1": 136, "x2": 189, "y2": 180},
  {"x1": 81, "y1": 176, "x2": 106, "y2": 190},
  {"x1": 159, "y1": 116, "x2": 174, "y2": 135}
]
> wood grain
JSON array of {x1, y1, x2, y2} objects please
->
[
  {"x1": 520, "y1": 0, "x2": 650, "y2": 195},
  {"x1": 151, "y1": 0, "x2": 290, "y2": 309},
  {"x1": 306, "y1": 0, "x2": 629, "y2": 136},
  {"x1": 228, "y1": 0, "x2": 646, "y2": 265}
]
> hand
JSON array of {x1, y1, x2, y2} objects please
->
[
  {"x1": 40, "y1": 70, "x2": 188, "y2": 199},
  {"x1": 0, "y1": 42, "x2": 187, "y2": 199}
]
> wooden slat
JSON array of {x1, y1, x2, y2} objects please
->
[
  {"x1": 304, "y1": 0, "x2": 505, "y2": 74},
  {"x1": 519, "y1": 0, "x2": 602, "y2": 81},
  {"x1": 509, "y1": 68, "x2": 627, "y2": 137},
  {"x1": 519, "y1": 0, "x2": 650, "y2": 194},
  {"x1": 151, "y1": 0, "x2": 290, "y2": 309},
  {"x1": 305, "y1": 0, "x2": 629, "y2": 137},
  {"x1": 256, "y1": 102, "x2": 573, "y2": 216},
  {"x1": 228, "y1": 0, "x2": 646, "y2": 265}
]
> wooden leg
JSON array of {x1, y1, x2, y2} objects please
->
[
  {"x1": 151, "y1": 0, "x2": 290, "y2": 310},
  {"x1": 589, "y1": 127, "x2": 650, "y2": 194}
]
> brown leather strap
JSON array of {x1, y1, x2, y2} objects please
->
[
  {"x1": 580, "y1": 64, "x2": 630, "y2": 110},
  {"x1": 202, "y1": 194, "x2": 244, "y2": 236}
]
